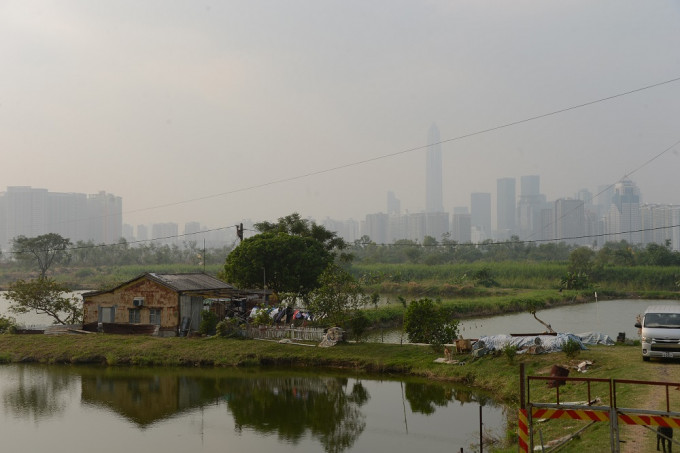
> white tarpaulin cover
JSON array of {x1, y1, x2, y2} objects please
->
[
  {"x1": 577, "y1": 332, "x2": 615, "y2": 345},
  {"x1": 475, "y1": 333, "x2": 587, "y2": 354}
]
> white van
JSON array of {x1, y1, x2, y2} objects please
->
[{"x1": 635, "y1": 305, "x2": 680, "y2": 361}]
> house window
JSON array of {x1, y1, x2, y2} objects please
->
[
  {"x1": 129, "y1": 309, "x2": 141, "y2": 324},
  {"x1": 99, "y1": 307, "x2": 116, "y2": 323},
  {"x1": 149, "y1": 309, "x2": 161, "y2": 325}
]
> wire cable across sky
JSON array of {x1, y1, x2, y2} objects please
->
[{"x1": 124, "y1": 75, "x2": 680, "y2": 218}]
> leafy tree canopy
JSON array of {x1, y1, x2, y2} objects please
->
[
  {"x1": 221, "y1": 232, "x2": 333, "y2": 299},
  {"x1": 403, "y1": 298, "x2": 458, "y2": 347},
  {"x1": 12, "y1": 233, "x2": 72, "y2": 278},
  {"x1": 254, "y1": 213, "x2": 351, "y2": 262},
  {"x1": 307, "y1": 264, "x2": 369, "y2": 327},
  {"x1": 6, "y1": 278, "x2": 82, "y2": 325}
]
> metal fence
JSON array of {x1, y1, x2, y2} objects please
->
[{"x1": 246, "y1": 326, "x2": 326, "y2": 342}]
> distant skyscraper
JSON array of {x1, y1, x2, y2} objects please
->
[
  {"x1": 0, "y1": 186, "x2": 122, "y2": 250},
  {"x1": 152, "y1": 222, "x2": 179, "y2": 246},
  {"x1": 554, "y1": 198, "x2": 585, "y2": 245},
  {"x1": 364, "y1": 213, "x2": 389, "y2": 244},
  {"x1": 451, "y1": 213, "x2": 471, "y2": 243},
  {"x1": 425, "y1": 212, "x2": 449, "y2": 242},
  {"x1": 426, "y1": 124, "x2": 444, "y2": 213},
  {"x1": 517, "y1": 175, "x2": 544, "y2": 239},
  {"x1": 88, "y1": 191, "x2": 123, "y2": 244},
  {"x1": 520, "y1": 175, "x2": 540, "y2": 198},
  {"x1": 137, "y1": 224, "x2": 148, "y2": 241},
  {"x1": 471, "y1": 192, "x2": 491, "y2": 237},
  {"x1": 184, "y1": 221, "x2": 202, "y2": 236},
  {"x1": 387, "y1": 191, "x2": 400, "y2": 216},
  {"x1": 608, "y1": 178, "x2": 642, "y2": 244},
  {"x1": 496, "y1": 177, "x2": 516, "y2": 238}
]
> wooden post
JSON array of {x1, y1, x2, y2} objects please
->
[{"x1": 480, "y1": 405, "x2": 483, "y2": 452}]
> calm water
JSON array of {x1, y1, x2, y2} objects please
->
[
  {"x1": 369, "y1": 299, "x2": 680, "y2": 343},
  {"x1": 0, "y1": 364, "x2": 504, "y2": 453},
  {"x1": 0, "y1": 291, "x2": 85, "y2": 327}
]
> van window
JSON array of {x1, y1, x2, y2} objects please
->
[{"x1": 644, "y1": 313, "x2": 680, "y2": 328}]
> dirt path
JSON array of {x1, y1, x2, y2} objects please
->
[{"x1": 620, "y1": 363, "x2": 677, "y2": 452}]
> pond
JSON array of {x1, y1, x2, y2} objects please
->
[
  {"x1": 0, "y1": 364, "x2": 505, "y2": 453},
  {"x1": 369, "y1": 299, "x2": 680, "y2": 344}
]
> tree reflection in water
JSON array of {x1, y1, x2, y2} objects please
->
[
  {"x1": 223, "y1": 376, "x2": 368, "y2": 453},
  {"x1": 2, "y1": 365, "x2": 77, "y2": 421},
  {"x1": 2, "y1": 365, "x2": 499, "y2": 453},
  {"x1": 404, "y1": 381, "x2": 493, "y2": 415}
]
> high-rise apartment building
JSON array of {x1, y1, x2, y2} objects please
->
[
  {"x1": 470, "y1": 192, "x2": 491, "y2": 239},
  {"x1": 387, "y1": 191, "x2": 400, "y2": 216},
  {"x1": 425, "y1": 212, "x2": 449, "y2": 242},
  {"x1": 137, "y1": 224, "x2": 148, "y2": 242},
  {"x1": 496, "y1": 177, "x2": 516, "y2": 239},
  {"x1": 517, "y1": 175, "x2": 544, "y2": 239},
  {"x1": 425, "y1": 123, "x2": 444, "y2": 213},
  {"x1": 0, "y1": 186, "x2": 122, "y2": 251},
  {"x1": 554, "y1": 198, "x2": 585, "y2": 245},
  {"x1": 451, "y1": 213, "x2": 471, "y2": 243},
  {"x1": 364, "y1": 213, "x2": 389, "y2": 244},
  {"x1": 88, "y1": 191, "x2": 123, "y2": 245},
  {"x1": 607, "y1": 178, "x2": 642, "y2": 244},
  {"x1": 151, "y1": 222, "x2": 179, "y2": 246}
]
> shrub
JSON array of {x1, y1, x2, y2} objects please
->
[
  {"x1": 503, "y1": 343, "x2": 518, "y2": 364},
  {"x1": 345, "y1": 310, "x2": 371, "y2": 342},
  {"x1": 0, "y1": 315, "x2": 16, "y2": 334},
  {"x1": 403, "y1": 298, "x2": 459, "y2": 347},
  {"x1": 199, "y1": 310, "x2": 219, "y2": 335},
  {"x1": 216, "y1": 318, "x2": 244, "y2": 338},
  {"x1": 251, "y1": 309, "x2": 273, "y2": 326},
  {"x1": 562, "y1": 337, "x2": 582, "y2": 358}
]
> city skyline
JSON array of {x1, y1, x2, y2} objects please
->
[
  {"x1": 2, "y1": 167, "x2": 678, "y2": 252},
  {"x1": 2, "y1": 2, "x2": 680, "y2": 229}
]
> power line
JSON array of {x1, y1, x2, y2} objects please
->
[
  {"x1": 358, "y1": 223, "x2": 680, "y2": 249},
  {"x1": 520, "y1": 136, "x2": 680, "y2": 242},
  {"x1": 6, "y1": 76, "x2": 680, "y2": 252},
  {"x1": 7, "y1": 225, "x2": 238, "y2": 255},
  {"x1": 122, "y1": 75, "x2": 680, "y2": 217}
]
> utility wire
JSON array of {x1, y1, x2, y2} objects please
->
[
  {"x1": 520, "y1": 136, "x2": 680, "y2": 242},
  {"x1": 122, "y1": 75, "x2": 680, "y2": 216},
  {"x1": 7, "y1": 76, "x2": 680, "y2": 253}
]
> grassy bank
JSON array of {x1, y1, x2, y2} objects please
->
[{"x1": 1, "y1": 334, "x2": 678, "y2": 452}]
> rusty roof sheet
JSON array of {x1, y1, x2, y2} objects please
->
[
  {"x1": 147, "y1": 273, "x2": 236, "y2": 292},
  {"x1": 82, "y1": 273, "x2": 238, "y2": 297}
]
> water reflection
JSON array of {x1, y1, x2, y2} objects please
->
[
  {"x1": 2, "y1": 366, "x2": 76, "y2": 421},
  {"x1": 1, "y1": 365, "x2": 504, "y2": 453},
  {"x1": 224, "y1": 376, "x2": 367, "y2": 453},
  {"x1": 404, "y1": 381, "x2": 490, "y2": 415}
]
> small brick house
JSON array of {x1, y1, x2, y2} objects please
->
[{"x1": 82, "y1": 273, "x2": 247, "y2": 336}]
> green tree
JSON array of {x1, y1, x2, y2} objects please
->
[
  {"x1": 568, "y1": 247, "x2": 595, "y2": 274},
  {"x1": 307, "y1": 264, "x2": 369, "y2": 327},
  {"x1": 221, "y1": 232, "x2": 333, "y2": 302},
  {"x1": 12, "y1": 233, "x2": 72, "y2": 278},
  {"x1": 6, "y1": 278, "x2": 82, "y2": 325},
  {"x1": 0, "y1": 315, "x2": 17, "y2": 334},
  {"x1": 403, "y1": 298, "x2": 458, "y2": 347},
  {"x1": 254, "y1": 212, "x2": 351, "y2": 262}
]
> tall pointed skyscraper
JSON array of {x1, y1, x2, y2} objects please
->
[{"x1": 426, "y1": 123, "x2": 443, "y2": 213}]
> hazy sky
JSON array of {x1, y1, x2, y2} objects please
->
[{"x1": 3, "y1": 1, "x2": 680, "y2": 231}]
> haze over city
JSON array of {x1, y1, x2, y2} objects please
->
[{"x1": 3, "y1": 1, "x2": 680, "y2": 232}]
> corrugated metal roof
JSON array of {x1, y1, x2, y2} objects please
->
[
  {"x1": 82, "y1": 273, "x2": 238, "y2": 298},
  {"x1": 147, "y1": 273, "x2": 236, "y2": 292}
]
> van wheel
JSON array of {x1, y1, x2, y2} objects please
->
[{"x1": 642, "y1": 356, "x2": 650, "y2": 361}]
